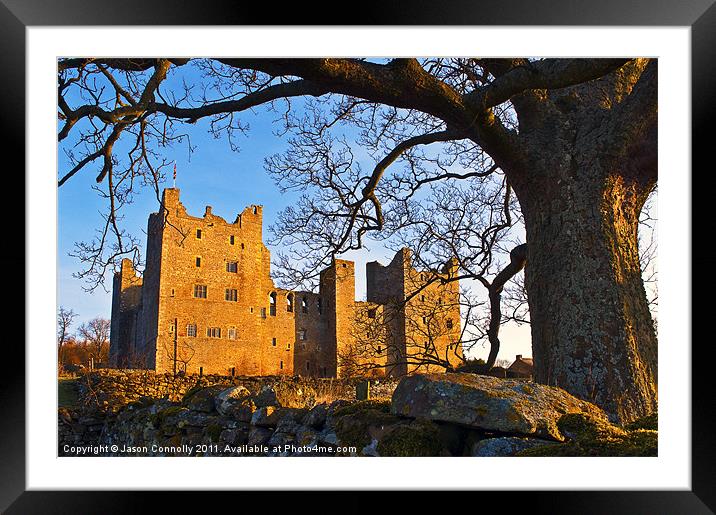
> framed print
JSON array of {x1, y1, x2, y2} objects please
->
[{"x1": 2, "y1": 0, "x2": 711, "y2": 512}]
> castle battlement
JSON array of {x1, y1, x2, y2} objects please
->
[{"x1": 110, "y1": 188, "x2": 462, "y2": 377}]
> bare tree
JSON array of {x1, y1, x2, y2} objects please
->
[
  {"x1": 495, "y1": 358, "x2": 512, "y2": 369},
  {"x1": 162, "y1": 339, "x2": 196, "y2": 375},
  {"x1": 78, "y1": 317, "x2": 111, "y2": 367},
  {"x1": 344, "y1": 282, "x2": 464, "y2": 377},
  {"x1": 57, "y1": 57, "x2": 657, "y2": 423},
  {"x1": 57, "y1": 307, "x2": 78, "y2": 365}
]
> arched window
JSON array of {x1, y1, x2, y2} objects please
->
[
  {"x1": 269, "y1": 292, "x2": 277, "y2": 316},
  {"x1": 301, "y1": 297, "x2": 308, "y2": 313},
  {"x1": 287, "y1": 293, "x2": 294, "y2": 312}
]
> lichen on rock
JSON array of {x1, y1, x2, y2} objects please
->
[
  {"x1": 516, "y1": 413, "x2": 658, "y2": 456},
  {"x1": 376, "y1": 420, "x2": 447, "y2": 457}
]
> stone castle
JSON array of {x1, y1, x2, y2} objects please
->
[{"x1": 109, "y1": 188, "x2": 463, "y2": 377}]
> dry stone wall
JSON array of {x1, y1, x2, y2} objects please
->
[{"x1": 58, "y1": 371, "x2": 657, "y2": 457}]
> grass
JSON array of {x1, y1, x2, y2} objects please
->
[{"x1": 58, "y1": 378, "x2": 80, "y2": 408}]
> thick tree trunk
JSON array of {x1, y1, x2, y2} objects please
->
[{"x1": 516, "y1": 162, "x2": 657, "y2": 425}]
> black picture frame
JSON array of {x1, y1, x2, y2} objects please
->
[{"x1": 2, "y1": 1, "x2": 708, "y2": 512}]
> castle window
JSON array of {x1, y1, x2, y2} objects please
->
[
  {"x1": 171, "y1": 288, "x2": 175, "y2": 297},
  {"x1": 280, "y1": 360, "x2": 284, "y2": 370},
  {"x1": 241, "y1": 243, "x2": 245, "y2": 250},
  {"x1": 225, "y1": 288, "x2": 238, "y2": 302},
  {"x1": 226, "y1": 261, "x2": 238, "y2": 273},
  {"x1": 187, "y1": 324, "x2": 197, "y2": 337},
  {"x1": 193, "y1": 285, "x2": 207, "y2": 299},
  {"x1": 196, "y1": 229, "x2": 202, "y2": 239},
  {"x1": 287, "y1": 343, "x2": 291, "y2": 350},
  {"x1": 168, "y1": 323, "x2": 174, "y2": 333},
  {"x1": 253, "y1": 206, "x2": 258, "y2": 214},
  {"x1": 298, "y1": 329, "x2": 306, "y2": 341},
  {"x1": 422, "y1": 316, "x2": 427, "y2": 325},
  {"x1": 446, "y1": 319, "x2": 454, "y2": 329},
  {"x1": 377, "y1": 346, "x2": 382, "y2": 354},
  {"x1": 230, "y1": 235, "x2": 235, "y2": 245},
  {"x1": 301, "y1": 297, "x2": 308, "y2": 314},
  {"x1": 421, "y1": 295, "x2": 425, "y2": 302},
  {"x1": 195, "y1": 256, "x2": 201, "y2": 267},
  {"x1": 368, "y1": 309, "x2": 376, "y2": 319},
  {"x1": 228, "y1": 327, "x2": 237, "y2": 340},
  {"x1": 287, "y1": 293, "x2": 294, "y2": 312},
  {"x1": 207, "y1": 327, "x2": 221, "y2": 338},
  {"x1": 272, "y1": 337, "x2": 277, "y2": 347},
  {"x1": 269, "y1": 292, "x2": 277, "y2": 316},
  {"x1": 306, "y1": 361, "x2": 311, "y2": 371}
]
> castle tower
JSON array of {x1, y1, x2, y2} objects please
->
[
  {"x1": 109, "y1": 258, "x2": 143, "y2": 368},
  {"x1": 320, "y1": 259, "x2": 356, "y2": 377}
]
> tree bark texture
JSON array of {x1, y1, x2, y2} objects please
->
[{"x1": 513, "y1": 138, "x2": 657, "y2": 424}]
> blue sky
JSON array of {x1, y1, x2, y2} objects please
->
[{"x1": 57, "y1": 62, "x2": 534, "y2": 362}]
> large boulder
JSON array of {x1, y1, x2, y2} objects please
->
[{"x1": 391, "y1": 373, "x2": 609, "y2": 441}]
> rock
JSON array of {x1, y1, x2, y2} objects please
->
[
  {"x1": 361, "y1": 439, "x2": 380, "y2": 457},
  {"x1": 275, "y1": 415, "x2": 302, "y2": 435},
  {"x1": 471, "y1": 437, "x2": 552, "y2": 457},
  {"x1": 303, "y1": 404, "x2": 328, "y2": 429},
  {"x1": 251, "y1": 406, "x2": 307, "y2": 427},
  {"x1": 214, "y1": 386, "x2": 252, "y2": 416},
  {"x1": 516, "y1": 413, "x2": 658, "y2": 457},
  {"x1": 58, "y1": 408, "x2": 74, "y2": 425},
  {"x1": 177, "y1": 410, "x2": 214, "y2": 428},
  {"x1": 251, "y1": 406, "x2": 280, "y2": 427},
  {"x1": 182, "y1": 386, "x2": 226, "y2": 413},
  {"x1": 333, "y1": 400, "x2": 402, "y2": 450},
  {"x1": 294, "y1": 426, "x2": 319, "y2": 446},
  {"x1": 391, "y1": 373, "x2": 609, "y2": 441},
  {"x1": 317, "y1": 429, "x2": 339, "y2": 446},
  {"x1": 376, "y1": 420, "x2": 449, "y2": 457},
  {"x1": 254, "y1": 382, "x2": 317, "y2": 409},
  {"x1": 220, "y1": 429, "x2": 246, "y2": 445},
  {"x1": 247, "y1": 427, "x2": 273, "y2": 446},
  {"x1": 267, "y1": 431, "x2": 295, "y2": 451}
]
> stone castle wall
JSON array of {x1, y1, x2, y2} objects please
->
[{"x1": 111, "y1": 188, "x2": 463, "y2": 378}]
